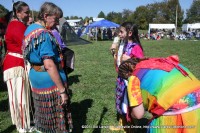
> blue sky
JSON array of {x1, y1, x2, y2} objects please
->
[{"x1": 1, "y1": 0, "x2": 193, "y2": 18}]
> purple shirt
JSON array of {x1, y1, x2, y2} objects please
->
[{"x1": 51, "y1": 29, "x2": 67, "y2": 50}]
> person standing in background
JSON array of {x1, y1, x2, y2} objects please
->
[
  {"x1": 2, "y1": 1, "x2": 32, "y2": 132},
  {"x1": 51, "y1": 7, "x2": 75, "y2": 80}
]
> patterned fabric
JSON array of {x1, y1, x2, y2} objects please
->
[
  {"x1": 131, "y1": 59, "x2": 200, "y2": 133},
  {"x1": 148, "y1": 108, "x2": 200, "y2": 133},
  {"x1": 123, "y1": 42, "x2": 144, "y2": 58},
  {"x1": 32, "y1": 88, "x2": 72, "y2": 133},
  {"x1": 134, "y1": 64, "x2": 200, "y2": 117},
  {"x1": 115, "y1": 77, "x2": 127, "y2": 114},
  {"x1": 127, "y1": 76, "x2": 143, "y2": 107},
  {"x1": 23, "y1": 23, "x2": 72, "y2": 132}
]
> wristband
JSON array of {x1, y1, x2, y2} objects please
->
[{"x1": 60, "y1": 88, "x2": 66, "y2": 94}]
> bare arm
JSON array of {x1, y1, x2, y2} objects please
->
[
  {"x1": 130, "y1": 103, "x2": 145, "y2": 119},
  {"x1": 44, "y1": 59, "x2": 68, "y2": 105}
]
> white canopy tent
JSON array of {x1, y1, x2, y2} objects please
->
[
  {"x1": 148, "y1": 24, "x2": 176, "y2": 34},
  {"x1": 182, "y1": 23, "x2": 200, "y2": 32},
  {"x1": 148, "y1": 24, "x2": 176, "y2": 38},
  {"x1": 66, "y1": 19, "x2": 82, "y2": 27}
]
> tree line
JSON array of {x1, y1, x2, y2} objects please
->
[{"x1": 0, "y1": 0, "x2": 199, "y2": 30}]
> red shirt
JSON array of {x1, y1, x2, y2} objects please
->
[{"x1": 3, "y1": 20, "x2": 26, "y2": 71}]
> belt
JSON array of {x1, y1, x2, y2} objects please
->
[
  {"x1": 7, "y1": 52, "x2": 23, "y2": 58},
  {"x1": 31, "y1": 64, "x2": 63, "y2": 72}
]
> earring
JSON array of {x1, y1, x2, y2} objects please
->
[{"x1": 45, "y1": 23, "x2": 50, "y2": 30}]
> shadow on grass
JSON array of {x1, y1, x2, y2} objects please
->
[
  {"x1": 1, "y1": 125, "x2": 16, "y2": 133},
  {"x1": 68, "y1": 74, "x2": 81, "y2": 86},
  {"x1": 0, "y1": 71, "x2": 7, "y2": 92},
  {"x1": 92, "y1": 107, "x2": 108, "y2": 133},
  {"x1": 0, "y1": 98, "x2": 9, "y2": 111},
  {"x1": 71, "y1": 99, "x2": 93, "y2": 133}
]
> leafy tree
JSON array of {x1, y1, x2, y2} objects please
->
[
  {"x1": 184, "y1": 0, "x2": 200, "y2": 23},
  {"x1": 132, "y1": 6, "x2": 149, "y2": 29},
  {"x1": 106, "y1": 11, "x2": 115, "y2": 21},
  {"x1": 112, "y1": 12, "x2": 123, "y2": 25},
  {"x1": 122, "y1": 9, "x2": 133, "y2": 21},
  {"x1": 89, "y1": 17, "x2": 93, "y2": 21},
  {"x1": 152, "y1": 2, "x2": 169, "y2": 23},
  {"x1": 165, "y1": 0, "x2": 184, "y2": 27},
  {"x1": 0, "y1": 4, "x2": 9, "y2": 18},
  {"x1": 106, "y1": 11, "x2": 122, "y2": 24},
  {"x1": 65, "y1": 16, "x2": 69, "y2": 20},
  {"x1": 70, "y1": 16, "x2": 79, "y2": 19},
  {"x1": 97, "y1": 11, "x2": 105, "y2": 18},
  {"x1": 144, "y1": 3, "x2": 167, "y2": 24}
]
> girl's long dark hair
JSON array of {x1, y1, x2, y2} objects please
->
[
  {"x1": 12, "y1": 1, "x2": 29, "y2": 20},
  {"x1": 121, "y1": 22, "x2": 143, "y2": 51}
]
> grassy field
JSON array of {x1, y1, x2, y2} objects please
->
[{"x1": 0, "y1": 39, "x2": 200, "y2": 133}]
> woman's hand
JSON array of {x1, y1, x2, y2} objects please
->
[
  {"x1": 60, "y1": 93, "x2": 68, "y2": 105},
  {"x1": 122, "y1": 54, "x2": 130, "y2": 61},
  {"x1": 44, "y1": 59, "x2": 69, "y2": 105}
]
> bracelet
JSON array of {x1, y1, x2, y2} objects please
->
[{"x1": 60, "y1": 88, "x2": 66, "y2": 94}]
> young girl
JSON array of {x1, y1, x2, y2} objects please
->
[
  {"x1": 118, "y1": 56, "x2": 200, "y2": 133},
  {"x1": 111, "y1": 22, "x2": 144, "y2": 132}
]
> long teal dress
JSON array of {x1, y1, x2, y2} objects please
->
[{"x1": 23, "y1": 23, "x2": 72, "y2": 133}]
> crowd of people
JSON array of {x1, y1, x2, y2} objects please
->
[
  {"x1": 0, "y1": 1, "x2": 200, "y2": 133},
  {"x1": 139, "y1": 29, "x2": 200, "y2": 41},
  {"x1": 88, "y1": 27, "x2": 118, "y2": 41}
]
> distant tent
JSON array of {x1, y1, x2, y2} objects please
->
[
  {"x1": 182, "y1": 23, "x2": 200, "y2": 32},
  {"x1": 84, "y1": 19, "x2": 120, "y2": 40},
  {"x1": 148, "y1": 23, "x2": 176, "y2": 37},
  {"x1": 148, "y1": 24, "x2": 175, "y2": 31},
  {"x1": 59, "y1": 18, "x2": 91, "y2": 46},
  {"x1": 87, "y1": 19, "x2": 120, "y2": 28}
]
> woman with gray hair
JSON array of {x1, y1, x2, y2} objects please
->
[{"x1": 23, "y1": 2, "x2": 72, "y2": 132}]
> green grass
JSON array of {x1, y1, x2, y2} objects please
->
[{"x1": 0, "y1": 39, "x2": 200, "y2": 133}]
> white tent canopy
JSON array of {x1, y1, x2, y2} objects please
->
[
  {"x1": 182, "y1": 23, "x2": 200, "y2": 32},
  {"x1": 149, "y1": 24, "x2": 176, "y2": 29},
  {"x1": 148, "y1": 24, "x2": 176, "y2": 37},
  {"x1": 66, "y1": 19, "x2": 82, "y2": 27}
]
